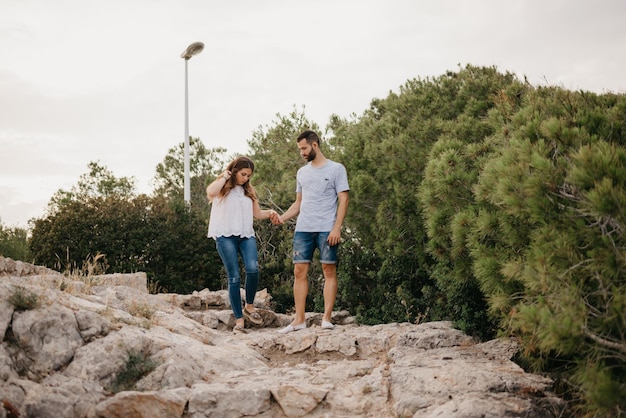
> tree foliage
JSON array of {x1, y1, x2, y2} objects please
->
[
  {"x1": 152, "y1": 136, "x2": 227, "y2": 214},
  {"x1": 0, "y1": 221, "x2": 31, "y2": 261},
  {"x1": 29, "y1": 194, "x2": 221, "y2": 293},
  {"x1": 469, "y1": 88, "x2": 626, "y2": 415},
  {"x1": 327, "y1": 65, "x2": 520, "y2": 333},
  {"x1": 30, "y1": 161, "x2": 222, "y2": 294},
  {"x1": 330, "y1": 67, "x2": 625, "y2": 414},
  {"x1": 47, "y1": 161, "x2": 136, "y2": 216}
]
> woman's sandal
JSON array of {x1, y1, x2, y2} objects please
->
[
  {"x1": 233, "y1": 324, "x2": 247, "y2": 333},
  {"x1": 243, "y1": 307, "x2": 263, "y2": 325}
]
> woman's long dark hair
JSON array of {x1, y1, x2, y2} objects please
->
[{"x1": 218, "y1": 156, "x2": 257, "y2": 200}]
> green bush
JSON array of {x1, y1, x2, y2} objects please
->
[
  {"x1": 109, "y1": 349, "x2": 157, "y2": 394},
  {"x1": 470, "y1": 89, "x2": 626, "y2": 415},
  {"x1": 0, "y1": 222, "x2": 31, "y2": 261},
  {"x1": 29, "y1": 195, "x2": 222, "y2": 294},
  {"x1": 8, "y1": 286, "x2": 39, "y2": 310}
]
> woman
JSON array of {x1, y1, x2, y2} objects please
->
[{"x1": 206, "y1": 156, "x2": 278, "y2": 333}]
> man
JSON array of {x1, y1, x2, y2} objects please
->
[{"x1": 273, "y1": 130, "x2": 349, "y2": 333}]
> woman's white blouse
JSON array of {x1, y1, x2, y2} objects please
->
[{"x1": 208, "y1": 186, "x2": 254, "y2": 239}]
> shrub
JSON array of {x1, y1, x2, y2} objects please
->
[
  {"x1": 109, "y1": 349, "x2": 157, "y2": 394},
  {"x1": 8, "y1": 286, "x2": 39, "y2": 310}
]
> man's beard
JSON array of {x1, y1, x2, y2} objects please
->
[{"x1": 306, "y1": 149, "x2": 316, "y2": 162}]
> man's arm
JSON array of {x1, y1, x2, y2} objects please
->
[
  {"x1": 327, "y1": 191, "x2": 349, "y2": 246},
  {"x1": 275, "y1": 192, "x2": 302, "y2": 224}
]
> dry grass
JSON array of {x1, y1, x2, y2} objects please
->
[
  {"x1": 147, "y1": 279, "x2": 167, "y2": 295},
  {"x1": 127, "y1": 301, "x2": 154, "y2": 320},
  {"x1": 55, "y1": 253, "x2": 107, "y2": 294}
]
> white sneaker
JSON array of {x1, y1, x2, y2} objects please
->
[
  {"x1": 321, "y1": 320, "x2": 335, "y2": 329},
  {"x1": 277, "y1": 322, "x2": 306, "y2": 334}
]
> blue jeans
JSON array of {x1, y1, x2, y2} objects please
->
[{"x1": 215, "y1": 236, "x2": 259, "y2": 319}]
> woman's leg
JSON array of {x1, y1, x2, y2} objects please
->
[
  {"x1": 239, "y1": 237, "x2": 259, "y2": 310},
  {"x1": 216, "y1": 236, "x2": 243, "y2": 320}
]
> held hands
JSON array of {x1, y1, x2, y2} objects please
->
[{"x1": 269, "y1": 210, "x2": 284, "y2": 225}]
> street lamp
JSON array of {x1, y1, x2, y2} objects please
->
[{"x1": 180, "y1": 41, "x2": 204, "y2": 204}]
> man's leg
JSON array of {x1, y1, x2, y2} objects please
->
[
  {"x1": 278, "y1": 232, "x2": 314, "y2": 333},
  {"x1": 321, "y1": 263, "x2": 337, "y2": 323},
  {"x1": 318, "y1": 231, "x2": 339, "y2": 325},
  {"x1": 293, "y1": 262, "x2": 310, "y2": 325}
]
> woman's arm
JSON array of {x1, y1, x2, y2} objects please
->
[
  {"x1": 206, "y1": 170, "x2": 231, "y2": 200},
  {"x1": 252, "y1": 199, "x2": 278, "y2": 220}
]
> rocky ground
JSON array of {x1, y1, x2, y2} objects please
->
[{"x1": 0, "y1": 256, "x2": 566, "y2": 417}]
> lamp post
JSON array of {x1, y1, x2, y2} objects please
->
[{"x1": 180, "y1": 41, "x2": 204, "y2": 204}]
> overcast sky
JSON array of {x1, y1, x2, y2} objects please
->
[{"x1": 1, "y1": 0, "x2": 625, "y2": 228}]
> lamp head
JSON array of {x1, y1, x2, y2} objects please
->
[{"x1": 181, "y1": 42, "x2": 204, "y2": 60}]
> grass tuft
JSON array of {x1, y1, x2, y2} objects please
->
[
  {"x1": 8, "y1": 286, "x2": 39, "y2": 310},
  {"x1": 127, "y1": 301, "x2": 154, "y2": 320},
  {"x1": 108, "y1": 349, "x2": 158, "y2": 394}
]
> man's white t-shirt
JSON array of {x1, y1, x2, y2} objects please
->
[{"x1": 295, "y1": 160, "x2": 349, "y2": 232}]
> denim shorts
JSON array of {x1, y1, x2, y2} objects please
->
[{"x1": 292, "y1": 231, "x2": 338, "y2": 264}]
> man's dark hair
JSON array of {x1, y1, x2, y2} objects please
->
[{"x1": 297, "y1": 130, "x2": 321, "y2": 145}]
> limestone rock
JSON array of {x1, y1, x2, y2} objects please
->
[
  {"x1": 271, "y1": 384, "x2": 329, "y2": 417},
  {"x1": 95, "y1": 389, "x2": 189, "y2": 418},
  {"x1": 0, "y1": 256, "x2": 565, "y2": 417}
]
